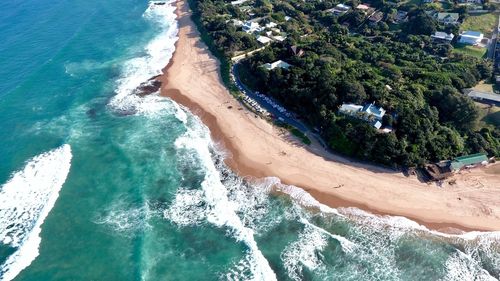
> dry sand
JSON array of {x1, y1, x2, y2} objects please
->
[{"x1": 159, "y1": 0, "x2": 500, "y2": 232}]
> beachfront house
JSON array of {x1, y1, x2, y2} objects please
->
[
  {"x1": 437, "y1": 13, "x2": 459, "y2": 25},
  {"x1": 260, "y1": 60, "x2": 291, "y2": 71},
  {"x1": 338, "y1": 102, "x2": 386, "y2": 129},
  {"x1": 431, "y1": 31, "x2": 455, "y2": 42},
  {"x1": 458, "y1": 31, "x2": 484, "y2": 45},
  {"x1": 450, "y1": 153, "x2": 489, "y2": 171},
  {"x1": 242, "y1": 21, "x2": 262, "y2": 33}
]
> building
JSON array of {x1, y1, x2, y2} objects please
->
[
  {"x1": 437, "y1": 13, "x2": 460, "y2": 25},
  {"x1": 431, "y1": 31, "x2": 454, "y2": 42},
  {"x1": 368, "y1": 11, "x2": 384, "y2": 25},
  {"x1": 272, "y1": 35, "x2": 286, "y2": 42},
  {"x1": 424, "y1": 161, "x2": 454, "y2": 181},
  {"x1": 393, "y1": 10, "x2": 408, "y2": 23},
  {"x1": 329, "y1": 4, "x2": 351, "y2": 16},
  {"x1": 265, "y1": 22, "x2": 278, "y2": 28},
  {"x1": 450, "y1": 153, "x2": 489, "y2": 171},
  {"x1": 338, "y1": 103, "x2": 386, "y2": 129},
  {"x1": 256, "y1": 36, "x2": 272, "y2": 44},
  {"x1": 231, "y1": 19, "x2": 244, "y2": 27},
  {"x1": 357, "y1": 4, "x2": 375, "y2": 15},
  {"x1": 260, "y1": 60, "x2": 291, "y2": 70},
  {"x1": 231, "y1": 0, "x2": 249, "y2": 5},
  {"x1": 242, "y1": 21, "x2": 262, "y2": 33},
  {"x1": 339, "y1": 103, "x2": 364, "y2": 114},
  {"x1": 458, "y1": 30, "x2": 484, "y2": 45},
  {"x1": 465, "y1": 89, "x2": 500, "y2": 106},
  {"x1": 458, "y1": 0, "x2": 483, "y2": 4},
  {"x1": 362, "y1": 103, "x2": 386, "y2": 120},
  {"x1": 424, "y1": 153, "x2": 489, "y2": 181}
]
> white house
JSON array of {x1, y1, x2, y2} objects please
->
[
  {"x1": 459, "y1": 30, "x2": 483, "y2": 45},
  {"x1": 338, "y1": 103, "x2": 387, "y2": 129},
  {"x1": 362, "y1": 103, "x2": 386, "y2": 120},
  {"x1": 431, "y1": 31, "x2": 454, "y2": 42},
  {"x1": 329, "y1": 4, "x2": 351, "y2": 16},
  {"x1": 339, "y1": 103, "x2": 364, "y2": 114},
  {"x1": 261, "y1": 60, "x2": 291, "y2": 70},
  {"x1": 272, "y1": 35, "x2": 286, "y2": 42},
  {"x1": 231, "y1": 0, "x2": 249, "y2": 5},
  {"x1": 232, "y1": 19, "x2": 244, "y2": 27},
  {"x1": 256, "y1": 36, "x2": 272, "y2": 44},
  {"x1": 265, "y1": 22, "x2": 278, "y2": 28},
  {"x1": 242, "y1": 21, "x2": 262, "y2": 33}
]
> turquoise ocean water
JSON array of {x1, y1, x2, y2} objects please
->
[{"x1": 0, "y1": 0, "x2": 499, "y2": 280}]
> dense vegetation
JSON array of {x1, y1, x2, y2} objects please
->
[{"x1": 190, "y1": 0, "x2": 500, "y2": 167}]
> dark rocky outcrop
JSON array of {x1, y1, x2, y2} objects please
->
[{"x1": 132, "y1": 75, "x2": 162, "y2": 97}]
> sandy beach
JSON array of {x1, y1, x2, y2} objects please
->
[{"x1": 159, "y1": 0, "x2": 500, "y2": 232}]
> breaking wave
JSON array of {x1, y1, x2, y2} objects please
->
[
  {"x1": 165, "y1": 112, "x2": 277, "y2": 281},
  {"x1": 0, "y1": 145, "x2": 72, "y2": 281},
  {"x1": 108, "y1": 0, "x2": 178, "y2": 115}
]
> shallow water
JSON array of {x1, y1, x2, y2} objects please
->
[{"x1": 0, "y1": 0, "x2": 499, "y2": 280}]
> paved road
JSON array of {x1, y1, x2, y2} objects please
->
[
  {"x1": 232, "y1": 63, "x2": 329, "y2": 148},
  {"x1": 232, "y1": 64, "x2": 307, "y2": 130}
]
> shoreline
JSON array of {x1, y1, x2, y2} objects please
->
[{"x1": 158, "y1": 0, "x2": 500, "y2": 232}]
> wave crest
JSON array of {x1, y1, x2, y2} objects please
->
[{"x1": 0, "y1": 145, "x2": 72, "y2": 281}]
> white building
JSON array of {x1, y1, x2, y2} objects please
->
[
  {"x1": 265, "y1": 22, "x2": 278, "y2": 28},
  {"x1": 256, "y1": 36, "x2": 272, "y2": 44},
  {"x1": 362, "y1": 103, "x2": 386, "y2": 120},
  {"x1": 431, "y1": 31, "x2": 454, "y2": 42},
  {"x1": 231, "y1": 0, "x2": 249, "y2": 5},
  {"x1": 338, "y1": 103, "x2": 387, "y2": 129},
  {"x1": 329, "y1": 4, "x2": 351, "y2": 16},
  {"x1": 272, "y1": 35, "x2": 286, "y2": 42},
  {"x1": 261, "y1": 60, "x2": 291, "y2": 70},
  {"x1": 459, "y1": 30, "x2": 483, "y2": 45},
  {"x1": 242, "y1": 21, "x2": 262, "y2": 33},
  {"x1": 339, "y1": 104, "x2": 364, "y2": 114}
]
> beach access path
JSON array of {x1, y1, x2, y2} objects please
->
[{"x1": 159, "y1": 0, "x2": 500, "y2": 232}]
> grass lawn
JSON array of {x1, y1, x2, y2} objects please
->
[
  {"x1": 476, "y1": 102, "x2": 500, "y2": 128},
  {"x1": 452, "y1": 44, "x2": 487, "y2": 58},
  {"x1": 483, "y1": 106, "x2": 500, "y2": 127},
  {"x1": 460, "y1": 13, "x2": 497, "y2": 37}
]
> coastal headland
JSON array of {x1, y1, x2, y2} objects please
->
[{"x1": 158, "y1": 0, "x2": 500, "y2": 232}]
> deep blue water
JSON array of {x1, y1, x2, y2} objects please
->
[{"x1": 0, "y1": 0, "x2": 499, "y2": 280}]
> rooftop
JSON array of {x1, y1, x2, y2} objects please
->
[
  {"x1": 466, "y1": 89, "x2": 500, "y2": 103},
  {"x1": 261, "y1": 60, "x2": 291, "y2": 70},
  {"x1": 450, "y1": 153, "x2": 488, "y2": 170}
]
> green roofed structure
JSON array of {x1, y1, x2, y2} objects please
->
[{"x1": 450, "y1": 153, "x2": 488, "y2": 171}]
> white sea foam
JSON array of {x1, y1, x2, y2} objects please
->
[
  {"x1": 281, "y1": 225, "x2": 328, "y2": 281},
  {"x1": 108, "y1": 0, "x2": 178, "y2": 115},
  {"x1": 0, "y1": 145, "x2": 72, "y2": 281},
  {"x1": 165, "y1": 114, "x2": 277, "y2": 281},
  {"x1": 94, "y1": 199, "x2": 159, "y2": 237},
  {"x1": 262, "y1": 177, "x2": 342, "y2": 216},
  {"x1": 442, "y1": 250, "x2": 497, "y2": 281}
]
